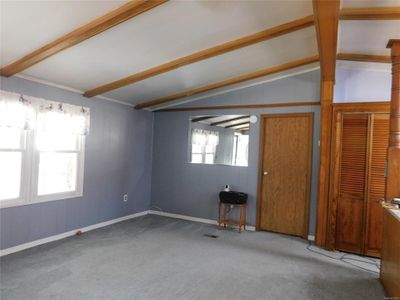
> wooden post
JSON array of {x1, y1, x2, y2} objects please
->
[
  {"x1": 386, "y1": 39, "x2": 400, "y2": 200},
  {"x1": 312, "y1": 0, "x2": 340, "y2": 247},
  {"x1": 316, "y1": 80, "x2": 334, "y2": 246}
]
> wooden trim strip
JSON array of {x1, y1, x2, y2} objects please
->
[
  {"x1": 84, "y1": 15, "x2": 315, "y2": 97},
  {"x1": 333, "y1": 102, "x2": 390, "y2": 111},
  {"x1": 155, "y1": 101, "x2": 320, "y2": 112},
  {"x1": 340, "y1": 7, "x2": 400, "y2": 20},
  {"x1": 337, "y1": 53, "x2": 391, "y2": 64},
  {"x1": 136, "y1": 55, "x2": 320, "y2": 109},
  {"x1": 210, "y1": 115, "x2": 250, "y2": 126},
  {"x1": 0, "y1": 0, "x2": 168, "y2": 77}
]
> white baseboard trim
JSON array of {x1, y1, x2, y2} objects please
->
[
  {"x1": 1, "y1": 209, "x2": 309, "y2": 257},
  {"x1": 0, "y1": 210, "x2": 149, "y2": 257},
  {"x1": 148, "y1": 210, "x2": 256, "y2": 231}
]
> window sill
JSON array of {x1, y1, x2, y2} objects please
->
[{"x1": 0, "y1": 191, "x2": 83, "y2": 209}]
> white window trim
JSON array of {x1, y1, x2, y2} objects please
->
[{"x1": 0, "y1": 132, "x2": 85, "y2": 209}]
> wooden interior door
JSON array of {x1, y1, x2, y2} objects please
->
[
  {"x1": 257, "y1": 113, "x2": 313, "y2": 238},
  {"x1": 365, "y1": 114, "x2": 390, "y2": 257},
  {"x1": 335, "y1": 114, "x2": 369, "y2": 254}
]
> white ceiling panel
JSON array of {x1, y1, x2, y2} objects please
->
[
  {"x1": 3, "y1": 0, "x2": 396, "y2": 108},
  {"x1": 103, "y1": 27, "x2": 317, "y2": 104},
  {"x1": 150, "y1": 62, "x2": 320, "y2": 111},
  {"x1": 0, "y1": 0, "x2": 126, "y2": 66},
  {"x1": 339, "y1": 20, "x2": 400, "y2": 55},
  {"x1": 3, "y1": 0, "x2": 312, "y2": 93}
]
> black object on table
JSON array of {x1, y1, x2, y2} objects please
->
[{"x1": 218, "y1": 191, "x2": 248, "y2": 232}]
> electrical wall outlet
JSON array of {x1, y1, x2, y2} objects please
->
[{"x1": 123, "y1": 194, "x2": 128, "y2": 202}]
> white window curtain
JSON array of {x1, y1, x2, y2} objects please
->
[
  {"x1": 191, "y1": 128, "x2": 219, "y2": 146},
  {"x1": 0, "y1": 90, "x2": 35, "y2": 130},
  {"x1": 0, "y1": 90, "x2": 90, "y2": 135}
]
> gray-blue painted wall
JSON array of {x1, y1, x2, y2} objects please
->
[
  {"x1": 2, "y1": 66, "x2": 389, "y2": 250},
  {"x1": 334, "y1": 67, "x2": 391, "y2": 103},
  {"x1": 151, "y1": 71, "x2": 321, "y2": 235},
  {"x1": 0, "y1": 76, "x2": 154, "y2": 250}
]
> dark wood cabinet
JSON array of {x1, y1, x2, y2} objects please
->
[{"x1": 331, "y1": 112, "x2": 389, "y2": 257}]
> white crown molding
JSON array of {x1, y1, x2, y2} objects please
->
[
  {"x1": 13, "y1": 74, "x2": 134, "y2": 108},
  {"x1": 151, "y1": 65, "x2": 321, "y2": 111}
]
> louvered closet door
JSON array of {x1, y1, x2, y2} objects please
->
[
  {"x1": 335, "y1": 114, "x2": 369, "y2": 254},
  {"x1": 365, "y1": 114, "x2": 390, "y2": 257}
]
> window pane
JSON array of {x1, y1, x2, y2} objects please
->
[
  {"x1": 36, "y1": 131, "x2": 79, "y2": 151},
  {"x1": 191, "y1": 144, "x2": 203, "y2": 153},
  {"x1": 38, "y1": 153, "x2": 78, "y2": 195},
  {"x1": 205, "y1": 154, "x2": 215, "y2": 164},
  {"x1": 191, "y1": 153, "x2": 203, "y2": 163},
  {"x1": 0, "y1": 152, "x2": 22, "y2": 200},
  {"x1": 0, "y1": 128, "x2": 24, "y2": 149},
  {"x1": 205, "y1": 144, "x2": 215, "y2": 153},
  {"x1": 235, "y1": 135, "x2": 249, "y2": 167}
]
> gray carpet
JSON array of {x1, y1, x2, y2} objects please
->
[{"x1": 0, "y1": 215, "x2": 385, "y2": 300}]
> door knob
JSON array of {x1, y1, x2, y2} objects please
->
[{"x1": 263, "y1": 171, "x2": 268, "y2": 175}]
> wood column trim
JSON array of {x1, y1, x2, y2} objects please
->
[
  {"x1": 386, "y1": 39, "x2": 400, "y2": 199},
  {"x1": 316, "y1": 80, "x2": 334, "y2": 246},
  {"x1": 313, "y1": 0, "x2": 340, "y2": 247}
]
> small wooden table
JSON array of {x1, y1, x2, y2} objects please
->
[{"x1": 218, "y1": 202, "x2": 247, "y2": 232}]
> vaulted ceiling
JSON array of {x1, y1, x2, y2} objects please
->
[{"x1": 1, "y1": 0, "x2": 399, "y2": 110}]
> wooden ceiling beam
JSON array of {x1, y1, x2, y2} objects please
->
[
  {"x1": 210, "y1": 116, "x2": 250, "y2": 126},
  {"x1": 156, "y1": 101, "x2": 320, "y2": 112},
  {"x1": 83, "y1": 15, "x2": 315, "y2": 97},
  {"x1": 225, "y1": 121, "x2": 250, "y2": 129},
  {"x1": 191, "y1": 116, "x2": 218, "y2": 123},
  {"x1": 134, "y1": 55, "x2": 319, "y2": 109},
  {"x1": 337, "y1": 53, "x2": 391, "y2": 63},
  {"x1": 340, "y1": 7, "x2": 400, "y2": 20},
  {"x1": 0, "y1": 0, "x2": 168, "y2": 77}
]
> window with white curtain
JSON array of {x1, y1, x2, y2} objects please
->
[
  {"x1": 0, "y1": 90, "x2": 90, "y2": 208},
  {"x1": 191, "y1": 128, "x2": 219, "y2": 164}
]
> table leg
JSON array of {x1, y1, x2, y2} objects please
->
[
  {"x1": 218, "y1": 202, "x2": 221, "y2": 229},
  {"x1": 223, "y1": 204, "x2": 227, "y2": 228},
  {"x1": 239, "y1": 205, "x2": 242, "y2": 233},
  {"x1": 244, "y1": 205, "x2": 247, "y2": 231}
]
